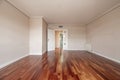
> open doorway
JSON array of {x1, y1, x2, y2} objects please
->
[
  {"x1": 48, "y1": 29, "x2": 68, "y2": 51},
  {"x1": 55, "y1": 30, "x2": 63, "y2": 52}
]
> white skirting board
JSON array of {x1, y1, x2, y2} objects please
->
[
  {"x1": 88, "y1": 50, "x2": 120, "y2": 64},
  {"x1": 0, "y1": 54, "x2": 28, "y2": 69},
  {"x1": 29, "y1": 53, "x2": 42, "y2": 55},
  {"x1": 29, "y1": 51, "x2": 47, "y2": 55}
]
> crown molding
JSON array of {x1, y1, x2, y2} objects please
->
[
  {"x1": 86, "y1": 3, "x2": 120, "y2": 25},
  {"x1": 4, "y1": 0, "x2": 120, "y2": 25},
  {"x1": 6, "y1": 0, "x2": 29, "y2": 18}
]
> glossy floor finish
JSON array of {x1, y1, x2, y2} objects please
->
[{"x1": 0, "y1": 50, "x2": 120, "y2": 80}]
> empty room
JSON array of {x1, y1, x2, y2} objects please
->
[{"x1": 0, "y1": 0, "x2": 120, "y2": 80}]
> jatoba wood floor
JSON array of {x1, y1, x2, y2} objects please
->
[{"x1": 0, "y1": 50, "x2": 120, "y2": 80}]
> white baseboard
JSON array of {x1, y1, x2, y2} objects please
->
[
  {"x1": 0, "y1": 54, "x2": 29, "y2": 69},
  {"x1": 29, "y1": 51, "x2": 47, "y2": 55},
  {"x1": 29, "y1": 53, "x2": 42, "y2": 55},
  {"x1": 67, "y1": 49, "x2": 86, "y2": 50},
  {"x1": 88, "y1": 50, "x2": 120, "y2": 64}
]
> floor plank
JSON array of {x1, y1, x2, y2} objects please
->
[{"x1": 0, "y1": 50, "x2": 120, "y2": 80}]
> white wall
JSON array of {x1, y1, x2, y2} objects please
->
[
  {"x1": 42, "y1": 19, "x2": 48, "y2": 53},
  {"x1": 49, "y1": 24, "x2": 86, "y2": 50},
  {"x1": 29, "y1": 17, "x2": 47, "y2": 55},
  {"x1": 0, "y1": 0, "x2": 29, "y2": 68},
  {"x1": 29, "y1": 17, "x2": 42, "y2": 55},
  {"x1": 86, "y1": 7, "x2": 120, "y2": 62}
]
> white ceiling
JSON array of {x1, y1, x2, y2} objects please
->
[{"x1": 8, "y1": 0, "x2": 120, "y2": 24}]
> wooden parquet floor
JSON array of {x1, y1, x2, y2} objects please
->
[{"x1": 0, "y1": 50, "x2": 120, "y2": 80}]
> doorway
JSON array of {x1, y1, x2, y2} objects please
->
[
  {"x1": 55, "y1": 30, "x2": 63, "y2": 51},
  {"x1": 48, "y1": 29, "x2": 68, "y2": 51}
]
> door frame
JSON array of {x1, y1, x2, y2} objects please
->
[{"x1": 54, "y1": 29, "x2": 68, "y2": 50}]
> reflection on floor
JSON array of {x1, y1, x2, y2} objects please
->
[{"x1": 0, "y1": 50, "x2": 120, "y2": 80}]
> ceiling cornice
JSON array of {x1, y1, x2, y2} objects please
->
[
  {"x1": 5, "y1": 0, "x2": 120, "y2": 25},
  {"x1": 86, "y1": 3, "x2": 120, "y2": 25},
  {"x1": 6, "y1": 0, "x2": 29, "y2": 18}
]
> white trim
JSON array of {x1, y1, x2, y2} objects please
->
[
  {"x1": 88, "y1": 50, "x2": 120, "y2": 64},
  {"x1": 67, "y1": 49, "x2": 86, "y2": 50},
  {"x1": 0, "y1": 54, "x2": 29, "y2": 69},
  {"x1": 29, "y1": 53, "x2": 42, "y2": 55},
  {"x1": 5, "y1": 0, "x2": 29, "y2": 17},
  {"x1": 87, "y1": 3, "x2": 120, "y2": 25}
]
